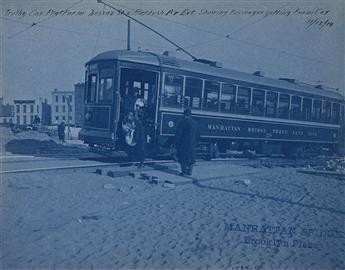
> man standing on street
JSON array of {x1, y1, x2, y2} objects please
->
[{"x1": 174, "y1": 108, "x2": 198, "y2": 176}]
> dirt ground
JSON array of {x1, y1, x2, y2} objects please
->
[{"x1": 1, "y1": 160, "x2": 344, "y2": 270}]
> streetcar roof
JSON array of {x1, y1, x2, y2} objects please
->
[{"x1": 87, "y1": 50, "x2": 344, "y2": 101}]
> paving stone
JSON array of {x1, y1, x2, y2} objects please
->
[
  {"x1": 107, "y1": 171, "x2": 115, "y2": 178},
  {"x1": 95, "y1": 169, "x2": 102, "y2": 175},
  {"x1": 103, "y1": 183, "x2": 115, "y2": 189}
]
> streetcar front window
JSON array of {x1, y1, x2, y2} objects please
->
[
  {"x1": 99, "y1": 78, "x2": 113, "y2": 102},
  {"x1": 98, "y1": 68, "x2": 114, "y2": 102},
  {"x1": 162, "y1": 74, "x2": 183, "y2": 108},
  {"x1": 87, "y1": 74, "x2": 97, "y2": 102}
]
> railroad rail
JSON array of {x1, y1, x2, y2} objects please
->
[{"x1": 1, "y1": 156, "x2": 339, "y2": 175}]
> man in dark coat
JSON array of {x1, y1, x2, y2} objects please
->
[
  {"x1": 174, "y1": 108, "x2": 198, "y2": 176},
  {"x1": 58, "y1": 121, "x2": 66, "y2": 143}
]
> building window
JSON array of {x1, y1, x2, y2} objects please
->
[
  {"x1": 16, "y1": 105, "x2": 20, "y2": 113},
  {"x1": 236, "y1": 87, "x2": 251, "y2": 114},
  {"x1": 55, "y1": 95, "x2": 58, "y2": 103},
  {"x1": 62, "y1": 96, "x2": 66, "y2": 103},
  {"x1": 162, "y1": 74, "x2": 183, "y2": 107},
  {"x1": 291, "y1": 96, "x2": 301, "y2": 120},
  {"x1": 37, "y1": 105, "x2": 39, "y2": 114},
  {"x1": 69, "y1": 116, "x2": 72, "y2": 121},
  {"x1": 62, "y1": 106, "x2": 66, "y2": 113},
  {"x1": 55, "y1": 106, "x2": 59, "y2": 113},
  {"x1": 30, "y1": 104, "x2": 34, "y2": 113},
  {"x1": 16, "y1": 116, "x2": 20, "y2": 124},
  {"x1": 185, "y1": 77, "x2": 203, "y2": 109},
  {"x1": 4, "y1": 118, "x2": 7, "y2": 123},
  {"x1": 62, "y1": 116, "x2": 66, "y2": 120},
  {"x1": 23, "y1": 115, "x2": 27, "y2": 125},
  {"x1": 30, "y1": 115, "x2": 34, "y2": 124},
  {"x1": 69, "y1": 95, "x2": 72, "y2": 102},
  {"x1": 23, "y1": 105, "x2": 27, "y2": 113},
  {"x1": 278, "y1": 94, "x2": 290, "y2": 119},
  {"x1": 302, "y1": 98, "x2": 312, "y2": 121},
  {"x1": 265, "y1": 91, "x2": 278, "y2": 118},
  {"x1": 56, "y1": 116, "x2": 59, "y2": 121},
  {"x1": 252, "y1": 89, "x2": 265, "y2": 116},
  {"x1": 69, "y1": 105, "x2": 72, "y2": 112},
  {"x1": 204, "y1": 81, "x2": 220, "y2": 111},
  {"x1": 220, "y1": 84, "x2": 235, "y2": 113}
]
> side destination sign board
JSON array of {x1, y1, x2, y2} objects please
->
[{"x1": 160, "y1": 112, "x2": 338, "y2": 143}]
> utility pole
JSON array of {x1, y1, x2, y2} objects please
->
[
  {"x1": 67, "y1": 96, "x2": 71, "y2": 140},
  {"x1": 127, "y1": 19, "x2": 131, "y2": 51}
]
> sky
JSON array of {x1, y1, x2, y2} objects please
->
[{"x1": 1, "y1": 0, "x2": 344, "y2": 102}]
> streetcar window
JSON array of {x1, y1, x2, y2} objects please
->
[
  {"x1": 236, "y1": 87, "x2": 250, "y2": 114},
  {"x1": 302, "y1": 98, "x2": 312, "y2": 121},
  {"x1": 252, "y1": 89, "x2": 265, "y2": 116},
  {"x1": 162, "y1": 74, "x2": 183, "y2": 107},
  {"x1": 204, "y1": 81, "x2": 220, "y2": 111},
  {"x1": 185, "y1": 77, "x2": 202, "y2": 109},
  {"x1": 278, "y1": 94, "x2": 290, "y2": 119},
  {"x1": 312, "y1": 99, "x2": 322, "y2": 122},
  {"x1": 87, "y1": 75, "x2": 97, "y2": 102},
  {"x1": 98, "y1": 69, "x2": 113, "y2": 102},
  {"x1": 322, "y1": 101, "x2": 331, "y2": 122},
  {"x1": 265, "y1": 91, "x2": 278, "y2": 118},
  {"x1": 332, "y1": 103, "x2": 340, "y2": 124},
  {"x1": 291, "y1": 96, "x2": 301, "y2": 120},
  {"x1": 99, "y1": 78, "x2": 113, "y2": 102},
  {"x1": 220, "y1": 84, "x2": 236, "y2": 113}
]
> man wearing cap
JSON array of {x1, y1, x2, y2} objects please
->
[{"x1": 174, "y1": 108, "x2": 199, "y2": 176}]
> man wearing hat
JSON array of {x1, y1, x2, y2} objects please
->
[{"x1": 174, "y1": 108, "x2": 199, "y2": 176}]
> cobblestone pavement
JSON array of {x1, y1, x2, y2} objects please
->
[{"x1": 1, "y1": 161, "x2": 345, "y2": 269}]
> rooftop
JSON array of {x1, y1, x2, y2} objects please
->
[{"x1": 88, "y1": 50, "x2": 344, "y2": 101}]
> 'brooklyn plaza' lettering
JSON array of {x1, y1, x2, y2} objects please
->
[{"x1": 225, "y1": 223, "x2": 321, "y2": 249}]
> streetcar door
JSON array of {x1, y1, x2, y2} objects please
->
[{"x1": 118, "y1": 68, "x2": 158, "y2": 148}]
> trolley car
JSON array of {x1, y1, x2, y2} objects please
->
[{"x1": 79, "y1": 50, "x2": 345, "y2": 158}]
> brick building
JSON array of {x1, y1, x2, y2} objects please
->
[{"x1": 51, "y1": 89, "x2": 74, "y2": 125}]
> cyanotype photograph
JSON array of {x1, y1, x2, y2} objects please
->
[{"x1": 0, "y1": 0, "x2": 344, "y2": 269}]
